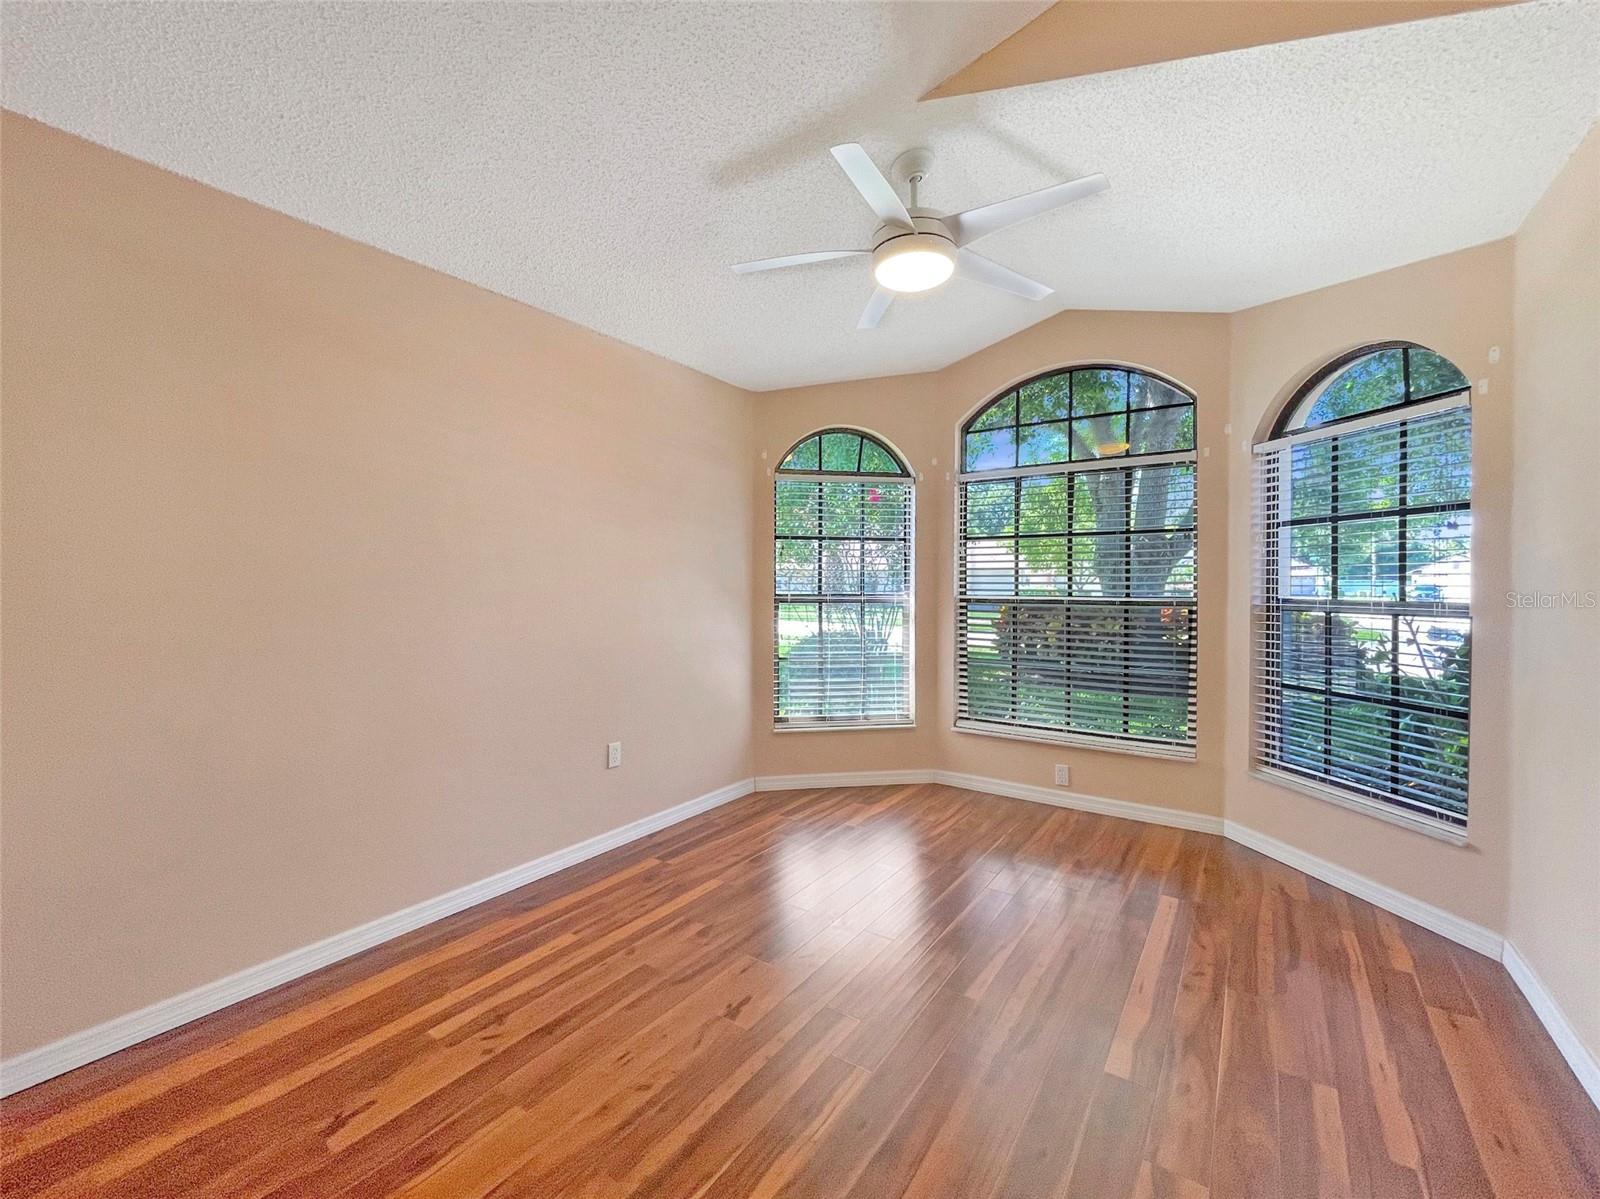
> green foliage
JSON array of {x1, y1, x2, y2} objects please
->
[
  {"x1": 1306, "y1": 349, "x2": 1404, "y2": 426},
  {"x1": 1019, "y1": 374, "x2": 1069, "y2": 423},
  {"x1": 778, "y1": 430, "x2": 906, "y2": 476},
  {"x1": 1294, "y1": 345, "x2": 1469, "y2": 432},
  {"x1": 780, "y1": 436, "x2": 819, "y2": 471},
  {"x1": 1070, "y1": 369, "x2": 1124, "y2": 415},
  {"x1": 1407, "y1": 348, "x2": 1469, "y2": 398},
  {"x1": 964, "y1": 369, "x2": 1194, "y2": 471},
  {"x1": 821, "y1": 431, "x2": 860, "y2": 471},
  {"x1": 860, "y1": 440, "x2": 900, "y2": 474}
]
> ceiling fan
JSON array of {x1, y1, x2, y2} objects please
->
[{"x1": 733, "y1": 144, "x2": 1108, "y2": 329}]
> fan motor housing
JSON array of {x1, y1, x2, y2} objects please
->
[{"x1": 872, "y1": 212, "x2": 955, "y2": 251}]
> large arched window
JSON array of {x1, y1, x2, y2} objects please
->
[
  {"x1": 774, "y1": 428, "x2": 913, "y2": 728},
  {"x1": 1253, "y1": 342, "x2": 1472, "y2": 835},
  {"x1": 956, "y1": 366, "x2": 1198, "y2": 755}
]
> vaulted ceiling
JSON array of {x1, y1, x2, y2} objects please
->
[{"x1": 3, "y1": 1, "x2": 1595, "y2": 391}]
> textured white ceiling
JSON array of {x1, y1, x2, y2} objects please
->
[{"x1": 3, "y1": 1, "x2": 1595, "y2": 391}]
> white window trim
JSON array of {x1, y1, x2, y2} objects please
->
[
  {"x1": 954, "y1": 719, "x2": 1197, "y2": 760},
  {"x1": 1254, "y1": 391, "x2": 1469, "y2": 453},
  {"x1": 774, "y1": 720, "x2": 917, "y2": 734},
  {"x1": 1249, "y1": 766, "x2": 1469, "y2": 845}
]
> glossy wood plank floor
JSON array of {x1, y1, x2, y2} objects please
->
[{"x1": 3, "y1": 783, "x2": 1597, "y2": 1198}]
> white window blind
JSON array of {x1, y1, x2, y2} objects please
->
[
  {"x1": 1253, "y1": 378, "x2": 1472, "y2": 830},
  {"x1": 956, "y1": 368, "x2": 1198, "y2": 756},
  {"x1": 774, "y1": 430, "x2": 913, "y2": 728}
]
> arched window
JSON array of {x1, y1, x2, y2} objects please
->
[
  {"x1": 774, "y1": 428, "x2": 913, "y2": 728},
  {"x1": 1253, "y1": 343, "x2": 1472, "y2": 835},
  {"x1": 956, "y1": 366, "x2": 1198, "y2": 755}
]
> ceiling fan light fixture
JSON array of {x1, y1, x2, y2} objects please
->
[{"x1": 871, "y1": 233, "x2": 956, "y2": 294}]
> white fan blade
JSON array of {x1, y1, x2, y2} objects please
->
[
  {"x1": 945, "y1": 173, "x2": 1109, "y2": 246},
  {"x1": 732, "y1": 250, "x2": 867, "y2": 274},
  {"x1": 956, "y1": 249, "x2": 1053, "y2": 301},
  {"x1": 830, "y1": 144, "x2": 913, "y2": 231},
  {"x1": 857, "y1": 286, "x2": 893, "y2": 330}
]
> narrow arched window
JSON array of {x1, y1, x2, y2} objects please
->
[
  {"x1": 956, "y1": 366, "x2": 1198, "y2": 756},
  {"x1": 774, "y1": 429, "x2": 913, "y2": 728},
  {"x1": 1253, "y1": 342, "x2": 1472, "y2": 835}
]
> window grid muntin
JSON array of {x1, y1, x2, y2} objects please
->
[
  {"x1": 958, "y1": 367, "x2": 1198, "y2": 750},
  {"x1": 1256, "y1": 379, "x2": 1471, "y2": 828},
  {"x1": 778, "y1": 428, "x2": 910, "y2": 477},
  {"x1": 775, "y1": 431, "x2": 913, "y2": 729},
  {"x1": 962, "y1": 366, "x2": 1197, "y2": 473},
  {"x1": 1274, "y1": 342, "x2": 1471, "y2": 438}
]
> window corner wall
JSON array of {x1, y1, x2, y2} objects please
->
[
  {"x1": 749, "y1": 248, "x2": 1529, "y2": 956},
  {"x1": 747, "y1": 184, "x2": 1598, "y2": 1082},
  {"x1": 751, "y1": 375, "x2": 947, "y2": 781},
  {"x1": 1251, "y1": 344, "x2": 1474, "y2": 838},
  {"x1": 1223, "y1": 239, "x2": 1517, "y2": 935},
  {"x1": 750, "y1": 312, "x2": 1231, "y2": 821}
]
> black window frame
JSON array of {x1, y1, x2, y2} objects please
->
[
  {"x1": 956, "y1": 365, "x2": 1200, "y2": 756},
  {"x1": 1272, "y1": 341, "x2": 1472, "y2": 438},
  {"x1": 773, "y1": 428, "x2": 914, "y2": 730},
  {"x1": 1255, "y1": 342, "x2": 1473, "y2": 833}
]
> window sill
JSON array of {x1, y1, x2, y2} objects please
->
[
  {"x1": 1248, "y1": 767, "x2": 1468, "y2": 845},
  {"x1": 773, "y1": 721, "x2": 916, "y2": 734},
  {"x1": 953, "y1": 720, "x2": 1196, "y2": 761}
]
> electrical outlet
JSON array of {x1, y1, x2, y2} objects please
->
[
  {"x1": 607, "y1": 741, "x2": 622, "y2": 769},
  {"x1": 1054, "y1": 764, "x2": 1069, "y2": 787}
]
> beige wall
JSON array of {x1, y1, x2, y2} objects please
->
[
  {"x1": 1224, "y1": 240, "x2": 1516, "y2": 933},
  {"x1": 4, "y1": 106, "x2": 1595, "y2": 1076},
  {"x1": 1507, "y1": 126, "x2": 1600, "y2": 1056},
  {"x1": 752, "y1": 310, "x2": 1231, "y2": 821},
  {"x1": 0, "y1": 114, "x2": 755, "y2": 1056}
]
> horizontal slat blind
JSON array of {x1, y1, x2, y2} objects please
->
[
  {"x1": 957, "y1": 459, "x2": 1198, "y2": 754},
  {"x1": 775, "y1": 476, "x2": 913, "y2": 726},
  {"x1": 1252, "y1": 403, "x2": 1471, "y2": 827}
]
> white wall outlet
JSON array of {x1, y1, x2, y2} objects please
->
[
  {"x1": 1054, "y1": 764, "x2": 1070, "y2": 787},
  {"x1": 607, "y1": 741, "x2": 622, "y2": 769}
]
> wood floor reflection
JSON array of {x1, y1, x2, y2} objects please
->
[{"x1": 2, "y1": 783, "x2": 1596, "y2": 1197}]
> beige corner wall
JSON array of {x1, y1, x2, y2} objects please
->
[
  {"x1": 752, "y1": 310, "x2": 1231, "y2": 821},
  {"x1": 752, "y1": 239, "x2": 1527, "y2": 940},
  {"x1": 0, "y1": 114, "x2": 755, "y2": 1057},
  {"x1": 1507, "y1": 126, "x2": 1600, "y2": 1057},
  {"x1": 1223, "y1": 240, "x2": 1516, "y2": 933}
]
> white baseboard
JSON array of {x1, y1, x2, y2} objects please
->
[
  {"x1": 754, "y1": 770, "x2": 935, "y2": 791},
  {"x1": 932, "y1": 771, "x2": 1226, "y2": 834},
  {"x1": 0, "y1": 777, "x2": 756, "y2": 1098},
  {"x1": 1223, "y1": 819, "x2": 1503, "y2": 958},
  {"x1": 755, "y1": 768, "x2": 1224, "y2": 835},
  {"x1": 1501, "y1": 940, "x2": 1600, "y2": 1109},
  {"x1": 8, "y1": 768, "x2": 1595, "y2": 1116}
]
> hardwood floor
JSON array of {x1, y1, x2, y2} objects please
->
[{"x1": 2, "y1": 783, "x2": 1596, "y2": 1198}]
